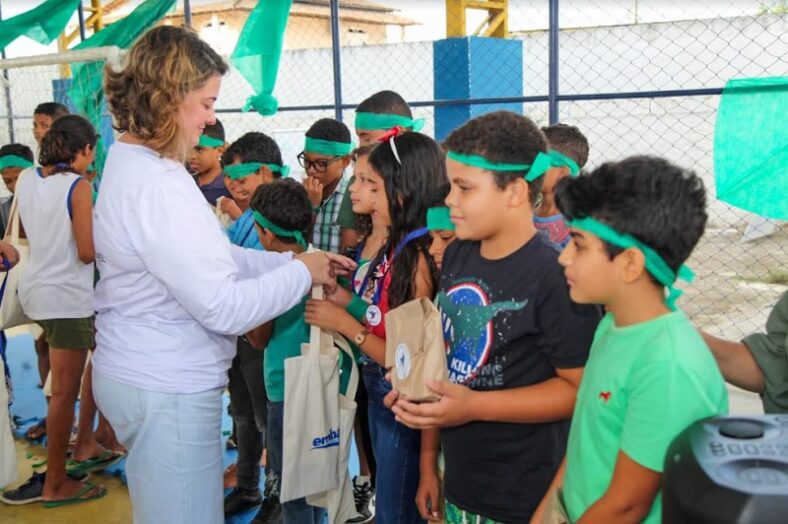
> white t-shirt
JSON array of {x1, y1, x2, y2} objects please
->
[
  {"x1": 16, "y1": 167, "x2": 94, "y2": 320},
  {"x1": 91, "y1": 141, "x2": 312, "y2": 394}
]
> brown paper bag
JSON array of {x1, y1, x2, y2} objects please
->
[{"x1": 385, "y1": 297, "x2": 448, "y2": 402}]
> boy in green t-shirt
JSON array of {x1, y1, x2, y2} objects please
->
[
  {"x1": 533, "y1": 156, "x2": 729, "y2": 523},
  {"x1": 249, "y1": 178, "x2": 354, "y2": 523}
]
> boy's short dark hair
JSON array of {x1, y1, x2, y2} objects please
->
[
  {"x1": 305, "y1": 118, "x2": 351, "y2": 145},
  {"x1": 250, "y1": 178, "x2": 312, "y2": 245},
  {"x1": 426, "y1": 182, "x2": 451, "y2": 209},
  {"x1": 541, "y1": 123, "x2": 589, "y2": 168},
  {"x1": 356, "y1": 90, "x2": 413, "y2": 119},
  {"x1": 222, "y1": 131, "x2": 284, "y2": 177},
  {"x1": 203, "y1": 119, "x2": 225, "y2": 142},
  {"x1": 555, "y1": 155, "x2": 707, "y2": 274},
  {"x1": 0, "y1": 143, "x2": 34, "y2": 164},
  {"x1": 34, "y1": 102, "x2": 69, "y2": 119},
  {"x1": 443, "y1": 110, "x2": 548, "y2": 205}
]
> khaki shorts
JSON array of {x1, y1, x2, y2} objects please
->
[{"x1": 37, "y1": 317, "x2": 95, "y2": 350}]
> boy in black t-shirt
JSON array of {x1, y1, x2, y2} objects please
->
[{"x1": 390, "y1": 111, "x2": 600, "y2": 523}]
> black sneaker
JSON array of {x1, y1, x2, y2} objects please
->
[
  {"x1": 345, "y1": 475, "x2": 374, "y2": 523},
  {"x1": 0, "y1": 471, "x2": 89, "y2": 505},
  {"x1": 224, "y1": 487, "x2": 262, "y2": 518},
  {"x1": 251, "y1": 496, "x2": 283, "y2": 524}
]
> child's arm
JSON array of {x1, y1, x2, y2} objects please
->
[
  {"x1": 701, "y1": 331, "x2": 765, "y2": 393},
  {"x1": 575, "y1": 451, "x2": 660, "y2": 524},
  {"x1": 392, "y1": 366, "x2": 583, "y2": 428},
  {"x1": 530, "y1": 457, "x2": 567, "y2": 524},
  {"x1": 305, "y1": 253, "x2": 434, "y2": 366},
  {"x1": 417, "y1": 428, "x2": 443, "y2": 522},
  {"x1": 245, "y1": 321, "x2": 273, "y2": 350},
  {"x1": 71, "y1": 178, "x2": 95, "y2": 264}
]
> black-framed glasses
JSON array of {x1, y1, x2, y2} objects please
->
[{"x1": 297, "y1": 152, "x2": 340, "y2": 173}]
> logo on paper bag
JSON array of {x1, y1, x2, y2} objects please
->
[
  {"x1": 311, "y1": 428, "x2": 340, "y2": 450},
  {"x1": 396, "y1": 343, "x2": 411, "y2": 379}
]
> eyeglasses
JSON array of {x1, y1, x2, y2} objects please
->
[{"x1": 297, "y1": 152, "x2": 340, "y2": 173}]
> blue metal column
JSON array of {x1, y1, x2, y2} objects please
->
[
  {"x1": 77, "y1": 3, "x2": 87, "y2": 41},
  {"x1": 329, "y1": 0, "x2": 343, "y2": 121},
  {"x1": 548, "y1": 0, "x2": 559, "y2": 124},
  {"x1": 433, "y1": 36, "x2": 523, "y2": 141}
]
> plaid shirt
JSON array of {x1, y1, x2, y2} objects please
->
[{"x1": 311, "y1": 175, "x2": 349, "y2": 253}]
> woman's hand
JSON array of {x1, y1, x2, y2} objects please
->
[{"x1": 295, "y1": 252, "x2": 356, "y2": 285}]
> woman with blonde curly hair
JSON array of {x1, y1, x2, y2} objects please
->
[{"x1": 91, "y1": 26, "x2": 353, "y2": 523}]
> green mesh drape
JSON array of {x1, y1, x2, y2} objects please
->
[
  {"x1": 0, "y1": 0, "x2": 79, "y2": 50},
  {"x1": 231, "y1": 0, "x2": 293, "y2": 116},
  {"x1": 714, "y1": 76, "x2": 788, "y2": 220},
  {"x1": 67, "y1": 0, "x2": 176, "y2": 178}
]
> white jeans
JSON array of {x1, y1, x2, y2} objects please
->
[{"x1": 93, "y1": 368, "x2": 224, "y2": 524}]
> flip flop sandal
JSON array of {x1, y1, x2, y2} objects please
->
[
  {"x1": 25, "y1": 418, "x2": 47, "y2": 441},
  {"x1": 66, "y1": 450, "x2": 125, "y2": 476},
  {"x1": 42, "y1": 481, "x2": 107, "y2": 508}
]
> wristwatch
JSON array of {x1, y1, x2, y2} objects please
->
[{"x1": 354, "y1": 329, "x2": 370, "y2": 345}]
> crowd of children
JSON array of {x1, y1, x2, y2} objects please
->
[{"x1": 0, "y1": 23, "x2": 785, "y2": 524}]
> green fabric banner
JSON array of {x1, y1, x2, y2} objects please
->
[
  {"x1": 0, "y1": 0, "x2": 80, "y2": 51},
  {"x1": 67, "y1": 0, "x2": 176, "y2": 178},
  {"x1": 231, "y1": 0, "x2": 294, "y2": 116},
  {"x1": 714, "y1": 76, "x2": 788, "y2": 220}
]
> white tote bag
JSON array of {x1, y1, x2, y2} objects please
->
[
  {"x1": 0, "y1": 193, "x2": 31, "y2": 330},
  {"x1": 0, "y1": 367, "x2": 16, "y2": 489},
  {"x1": 281, "y1": 286, "x2": 341, "y2": 503},
  {"x1": 307, "y1": 333, "x2": 359, "y2": 523}
]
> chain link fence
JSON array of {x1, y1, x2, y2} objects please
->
[{"x1": 0, "y1": 1, "x2": 785, "y2": 371}]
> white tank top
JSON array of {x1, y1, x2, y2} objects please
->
[{"x1": 16, "y1": 168, "x2": 94, "y2": 320}]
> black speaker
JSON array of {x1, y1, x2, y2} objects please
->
[{"x1": 663, "y1": 415, "x2": 788, "y2": 523}]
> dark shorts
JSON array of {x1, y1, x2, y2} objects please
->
[{"x1": 37, "y1": 317, "x2": 95, "y2": 350}]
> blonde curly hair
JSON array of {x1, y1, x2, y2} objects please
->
[{"x1": 104, "y1": 26, "x2": 227, "y2": 161}]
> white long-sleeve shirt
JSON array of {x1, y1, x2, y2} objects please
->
[{"x1": 92, "y1": 141, "x2": 311, "y2": 393}]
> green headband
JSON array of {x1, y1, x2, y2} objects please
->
[
  {"x1": 0, "y1": 155, "x2": 33, "y2": 170},
  {"x1": 568, "y1": 217, "x2": 695, "y2": 309},
  {"x1": 304, "y1": 137, "x2": 353, "y2": 156},
  {"x1": 224, "y1": 162, "x2": 291, "y2": 180},
  {"x1": 427, "y1": 207, "x2": 455, "y2": 231},
  {"x1": 547, "y1": 150, "x2": 580, "y2": 176},
  {"x1": 252, "y1": 210, "x2": 307, "y2": 249},
  {"x1": 198, "y1": 135, "x2": 224, "y2": 148},
  {"x1": 447, "y1": 150, "x2": 552, "y2": 182},
  {"x1": 354, "y1": 112, "x2": 425, "y2": 132}
]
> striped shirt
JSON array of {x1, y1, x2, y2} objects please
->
[{"x1": 311, "y1": 175, "x2": 349, "y2": 254}]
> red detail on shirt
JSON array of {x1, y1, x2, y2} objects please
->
[{"x1": 599, "y1": 391, "x2": 612, "y2": 402}]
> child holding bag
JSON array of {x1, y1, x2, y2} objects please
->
[{"x1": 305, "y1": 131, "x2": 447, "y2": 523}]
